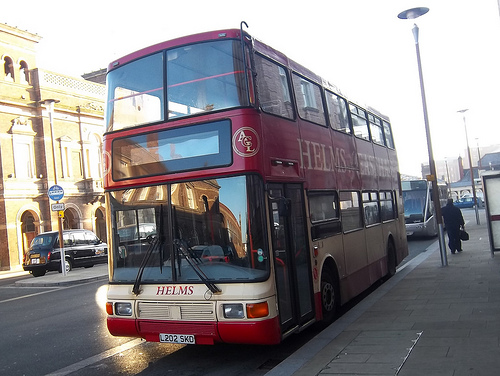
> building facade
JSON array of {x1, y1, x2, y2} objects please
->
[
  {"x1": 421, "y1": 150, "x2": 500, "y2": 201},
  {"x1": 1, "y1": 23, "x2": 106, "y2": 271}
]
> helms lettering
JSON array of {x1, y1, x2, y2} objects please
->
[{"x1": 156, "y1": 286, "x2": 194, "y2": 295}]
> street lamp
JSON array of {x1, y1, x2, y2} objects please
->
[
  {"x1": 398, "y1": 7, "x2": 448, "y2": 266},
  {"x1": 40, "y1": 99, "x2": 66, "y2": 276},
  {"x1": 458, "y1": 109, "x2": 480, "y2": 225}
]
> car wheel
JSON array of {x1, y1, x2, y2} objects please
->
[
  {"x1": 59, "y1": 259, "x2": 72, "y2": 273},
  {"x1": 32, "y1": 269, "x2": 46, "y2": 277}
]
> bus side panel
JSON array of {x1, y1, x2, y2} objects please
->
[
  {"x1": 259, "y1": 113, "x2": 303, "y2": 182},
  {"x1": 386, "y1": 149, "x2": 400, "y2": 191},
  {"x1": 340, "y1": 263, "x2": 372, "y2": 304},
  {"x1": 342, "y1": 229, "x2": 368, "y2": 302},
  {"x1": 333, "y1": 131, "x2": 362, "y2": 190},
  {"x1": 295, "y1": 118, "x2": 336, "y2": 189},
  {"x1": 356, "y1": 139, "x2": 378, "y2": 190},
  {"x1": 365, "y1": 225, "x2": 385, "y2": 284}
]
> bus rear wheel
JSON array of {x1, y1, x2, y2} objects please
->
[
  {"x1": 386, "y1": 240, "x2": 397, "y2": 279},
  {"x1": 321, "y1": 267, "x2": 339, "y2": 323}
]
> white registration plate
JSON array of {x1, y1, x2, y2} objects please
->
[
  {"x1": 31, "y1": 258, "x2": 40, "y2": 264},
  {"x1": 159, "y1": 333, "x2": 195, "y2": 344}
]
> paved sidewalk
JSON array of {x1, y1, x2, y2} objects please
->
[
  {"x1": 267, "y1": 209, "x2": 500, "y2": 376},
  {"x1": 12, "y1": 263, "x2": 108, "y2": 287}
]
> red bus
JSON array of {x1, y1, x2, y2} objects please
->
[{"x1": 104, "y1": 25, "x2": 408, "y2": 345}]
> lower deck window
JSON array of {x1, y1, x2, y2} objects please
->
[{"x1": 108, "y1": 175, "x2": 269, "y2": 283}]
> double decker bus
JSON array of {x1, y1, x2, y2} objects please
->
[
  {"x1": 402, "y1": 178, "x2": 448, "y2": 237},
  {"x1": 104, "y1": 25, "x2": 408, "y2": 345}
]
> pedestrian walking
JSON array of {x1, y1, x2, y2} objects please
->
[{"x1": 441, "y1": 198, "x2": 465, "y2": 254}]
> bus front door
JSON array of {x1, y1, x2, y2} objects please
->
[{"x1": 269, "y1": 184, "x2": 315, "y2": 335}]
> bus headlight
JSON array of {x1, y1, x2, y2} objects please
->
[
  {"x1": 115, "y1": 302, "x2": 133, "y2": 316},
  {"x1": 223, "y1": 303, "x2": 244, "y2": 319}
]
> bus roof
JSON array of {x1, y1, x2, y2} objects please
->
[
  {"x1": 107, "y1": 27, "x2": 390, "y2": 121},
  {"x1": 107, "y1": 29, "x2": 245, "y2": 73}
]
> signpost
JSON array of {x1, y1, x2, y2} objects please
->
[
  {"x1": 51, "y1": 203, "x2": 65, "y2": 211},
  {"x1": 48, "y1": 185, "x2": 64, "y2": 201},
  {"x1": 48, "y1": 185, "x2": 66, "y2": 276}
]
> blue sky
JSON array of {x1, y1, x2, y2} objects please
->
[{"x1": 4, "y1": 0, "x2": 500, "y2": 176}]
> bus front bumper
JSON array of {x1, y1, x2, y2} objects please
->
[{"x1": 107, "y1": 316, "x2": 281, "y2": 345}]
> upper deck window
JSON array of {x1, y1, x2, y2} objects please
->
[
  {"x1": 254, "y1": 54, "x2": 294, "y2": 119},
  {"x1": 326, "y1": 91, "x2": 350, "y2": 134},
  {"x1": 167, "y1": 40, "x2": 248, "y2": 119},
  {"x1": 106, "y1": 40, "x2": 249, "y2": 132},
  {"x1": 292, "y1": 74, "x2": 326, "y2": 126},
  {"x1": 350, "y1": 104, "x2": 370, "y2": 140},
  {"x1": 383, "y1": 120, "x2": 395, "y2": 149},
  {"x1": 106, "y1": 53, "x2": 165, "y2": 131},
  {"x1": 368, "y1": 114, "x2": 384, "y2": 145}
]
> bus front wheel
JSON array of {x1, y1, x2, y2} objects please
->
[{"x1": 320, "y1": 267, "x2": 339, "y2": 323}]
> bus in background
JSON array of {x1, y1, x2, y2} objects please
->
[
  {"x1": 402, "y1": 178, "x2": 448, "y2": 237},
  {"x1": 104, "y1": 25, "x2": 408, "y2": 345}
]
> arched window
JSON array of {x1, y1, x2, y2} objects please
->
[
  {"x1": 19, "y1": 60, "x2": 29, "y2": 84},
  {"x1": 4, "y1": 56, "x2": 15, "y2": 81}
]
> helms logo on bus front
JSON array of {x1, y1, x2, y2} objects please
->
[
  {"x1": 233, "y1": 127, "x2": 260, "y2": 157},
  {"x1": 156, "y1": 285, "x2": 194, "y2": 296}
]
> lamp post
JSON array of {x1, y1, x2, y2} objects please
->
[
  {"x1": 458, "y1": 109, "x2": 480, "y2": 225},
  {"x1": 41, "y1": 99, "x2": 66, "y2": 276},
  {"x1": 398, "y1": 7, "x2": 447, "y2": 266}
]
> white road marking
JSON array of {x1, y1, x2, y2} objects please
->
[{"x1": 45, "y1": 338, "x2": 144, "y2": 376}]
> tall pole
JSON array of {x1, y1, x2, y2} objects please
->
[
  {"x1": 43, "y1": 99, "x2": 66, "y2": 276},
  {"x1": 459, "y1": 110, "x2": 480, "y2": 225},
  {"x1": 398, "y1": 7, "x2": 447, "y2": 266},
  {"x1": 413, "y1": 25, "x2": 447, "y2": 266}
]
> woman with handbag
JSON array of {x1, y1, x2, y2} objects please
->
[{"x1": 441, "y1": 198, "x2": 466, "y2": 254}]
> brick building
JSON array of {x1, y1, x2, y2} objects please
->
[{"x1": 0, "y1": 23, "x2": 106, "y2": 271}]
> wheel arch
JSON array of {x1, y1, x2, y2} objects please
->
[
  {"x1": 317, "y1": 254, "x2": 341, "y2": 323},
  {"x1": 385, "y1": 233, "x2": 397, "y2": 278}
]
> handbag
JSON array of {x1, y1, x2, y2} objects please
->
[{"x1": 459, "y1": 229, "x2": 469, "y2": 241}]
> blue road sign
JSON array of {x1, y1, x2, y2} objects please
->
[{"x1": 48, "y1": 185, "x2": 64, "y2": 201}]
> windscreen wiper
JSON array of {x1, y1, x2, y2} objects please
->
[
  {"x1": 158, "y1": 205, "x2": 165, "y2": 273},
  {"x1": 173, "y1": 239, "x2": 221, "y2": 294},
  {"x1": 132, "y1": 236, "x2": 159, "y2": 295}
]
